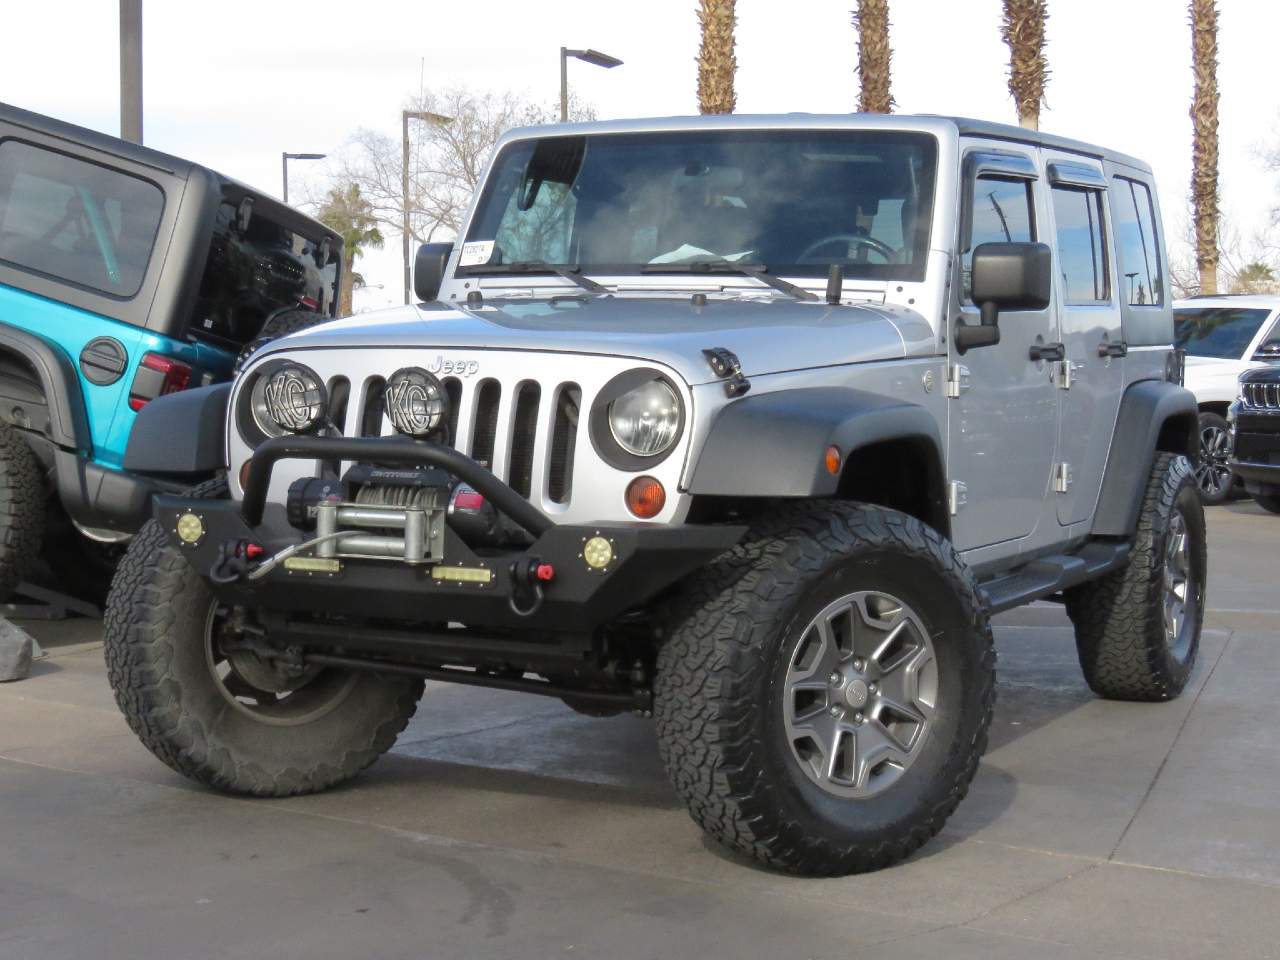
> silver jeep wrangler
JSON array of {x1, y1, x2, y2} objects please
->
[{"x1": 108, "y1": 114, "x2": 1203, "y2": 876}]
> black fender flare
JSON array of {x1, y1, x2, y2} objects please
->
[
  {"x1": 123, "y1": 383, "x2": 231, "y2": 476},
  {"x1": 1091, "y1": 378, "x2": 1198, "y2": 537},
  {"x1": 687, "y1": 387, "x2": 944, "y2": 498},
  {"x1": 0, "y1": 325, "x2": 90, "y2": 451}
]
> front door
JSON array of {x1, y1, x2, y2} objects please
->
[
  {"x1": 947, "y1": 147, "x2": 1058, "y2": 552},
  {"x1": 1042, "y1": 157, "x2": 1125, "y2": 525}
]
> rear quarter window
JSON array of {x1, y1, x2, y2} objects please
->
[{"x1": 0, "y1": 139, "x2": 164, "y2": 298}]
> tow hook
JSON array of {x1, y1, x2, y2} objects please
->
[
  {"x1": 209, "y1": 540, "x2": 266, "y2": 584},
  {"x1": 508, "y1": 556, "x2": 554, "y2": 617}
]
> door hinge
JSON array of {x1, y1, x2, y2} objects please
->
[
  {"x1": 1053, "y1": 462, "x2": 1073, "y2": 493},
  {"x1": 947, "y1": 480, "x2": 968, "y2": 515},
  {"x1": 945, "y1": 363, "x2": 971, "y2": 398}
]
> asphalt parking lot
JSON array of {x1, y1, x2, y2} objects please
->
[{"x1": 2, "y1": 500, "x2": 1278, "y2": 960}]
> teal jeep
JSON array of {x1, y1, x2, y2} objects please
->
[{"x1": 0, "y1": 101, "x2": 341, "y2": 600}]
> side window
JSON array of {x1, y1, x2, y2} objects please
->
[
  {"x1": 1112, "y1": 177, "x2": 1163, "y2": 306},
  {"x1": 1050, "y1": 186, "x2": 1109, "y2": 304},
  {"x1": 0, "y1": 139, "x2": 164, "y2": 297},
  {"x1": 963, "y1": 174, "x2": 1034, "y2": 302}
]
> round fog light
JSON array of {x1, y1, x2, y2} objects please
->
[
  {"x1": 624, "y1": 476, "x2": 666, "y2": 519},
  {"x1": 583, "y1": 536, "x2": 614, "y2": 570},
  {"x1": 176, "y1": 512, "x2": 204, "y2": 544}
]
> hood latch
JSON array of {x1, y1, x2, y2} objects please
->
[{"x1": 703, "y1": 348, "x2": 751, "y2": 398}]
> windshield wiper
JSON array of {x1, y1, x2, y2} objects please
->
[
  {"x1": 640, "y1": 260, "x2": 818, "y2": 302},
  {"x1": 471, "y1": 260, "x2": 607, "y2": 294}
]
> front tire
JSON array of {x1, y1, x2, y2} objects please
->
[
  {"x1": 1194, "y1": 412, "x2": 1233, "y2": 505},
  {"x1": 655, "y1": 503, "x2": 995, "y2": 876},
  {"x1": 1065, "y1": 453, "x2": 1205, "y2": 701},
  {"x1": 0, "y1": 423, "x2": 44, "y2": 601},
  {"x1": 104, "y1": 515, "x2": 421, "y2": 796}
]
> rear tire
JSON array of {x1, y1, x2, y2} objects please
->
[
  {"x1": 0, "y1": 423, "x2": 44, "y2": 601},
  {"x1": 104, "y1": 494, "x2": 421, "y2": 796},
  {"x1": 655, "y1": 502, "x2": 995, "y2": 876},
  {"x1": 1065, "y1": 453, "x2": 1205, "y2": 701},
  {"x1": 1252, "y1": 490, "x2": 1280, "y2": 514}
]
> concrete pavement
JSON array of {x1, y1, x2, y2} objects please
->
[{"x1": 1, "y1": 500, "x2": 1278, "y2": 959}]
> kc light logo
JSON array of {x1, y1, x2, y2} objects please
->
[
  {"x1": 385, "y1": 367, "x2": 447, "y2": 438},
  {"x1": 425, "y1": 356, "x2": 479, "y2": 377}
]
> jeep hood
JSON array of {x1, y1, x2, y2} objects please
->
[{"x1": 263, "y1": 297, "x2": 937, "y2": 385}]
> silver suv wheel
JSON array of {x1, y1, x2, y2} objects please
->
[
  {"x1": 1163, "y1": 507, "x2": 1197, "y2": 659},
  {"x1": 783, "y1": 590, "x2": 938, "y2": 799}
]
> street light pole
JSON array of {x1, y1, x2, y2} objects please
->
[
  {"x1": 402, "y1": 110, "x2": 451, "y2": 304},
  {"x1": 559, "y1": 47, "x2": 624, "y2": 122},
  {"x1": 281, "y1": 152, "x2": 326, "y2": 206},
  {"x1": 119, "y1": 0, "x2": 143, "y2": 143}
]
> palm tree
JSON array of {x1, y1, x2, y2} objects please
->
[
  {"x1": 1190, "y1": 0, "x2": 1220, "y2": 295},
  {"x1": 1001, "y1": 0, "x2": 1049, "y2": 130},
  {"x1": 317, "y1": 182, "x2": 385, "y2": 316},
  {"x1": 852, "y1": 0, "x2": 892, "y2": 113},
  {"x1": 696, "y1": 0, "x2": 737, "y2": 114}
]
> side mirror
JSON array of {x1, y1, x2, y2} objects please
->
[
  {"x1": 414, "y1": 242, "x2": 454, "y2": 302},
  {"x1": 957, "y1": 241, "x2": 1052, "y2": 352}
]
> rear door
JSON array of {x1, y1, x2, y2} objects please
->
[{"x1": 1042, "y1": 155, "x2": 1124, "y2": 525}]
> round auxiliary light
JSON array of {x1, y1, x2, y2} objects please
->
[
  {"x1": 385, "y1": 366, "x2": 449, "y2": 438},
  {"x1": 582, "y1": 536, "x2": 614, "y2": 570},
  {"x1": 608, "y1": 378, "x2": 681, "y2": 457},
  {"x1": 251, "y1": 362, "x2": 327, "y2": 436},
  {"x1": 175, "y1": 512, "x2": 204, "y2": 545}
]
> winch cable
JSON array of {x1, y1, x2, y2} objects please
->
[{"x1": 245, "y1": 531, "x2": 358, "y2": 581}]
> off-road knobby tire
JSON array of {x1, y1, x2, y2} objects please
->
[
  {"x1": 236, "y1": 307, "x2": 326, "y2": 369},
  {"x1": 0, "y1": 423, "x2": 44, "y2": 600},
  {"x1": 103, "y1": 479, "x2": 422, "y2": 796},
  {"x1": 655, "y1": 502, "x2": 995, "y2": 876},
  {"x1": 1252, "y1": 490, "x2": 1280, "y2": 515},
  {"x1": 1065, "y1": 453, "x2": 1205, "y2": 702}
]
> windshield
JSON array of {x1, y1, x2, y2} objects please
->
[
  {"x1": 462, "y1": 130, "x2": 937, "y2": 282},
  {"x1": 1174, "y1": 307, "x2": 1273, "y2": 359}
]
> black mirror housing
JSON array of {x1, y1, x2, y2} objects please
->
[
  {"x1": 414, "y1": 242, "x2": 454, "y2": 302},
  {"x1": 971, "y1": 241, "x2": 1052, "y2": 315}
]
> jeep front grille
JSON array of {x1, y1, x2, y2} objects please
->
[
  {"x1": 231, "y1": 349, "x2": 689, "y2": 525},
  {"x1": 1243, "y1": 382, "x2": 1280, "y2": 410}
]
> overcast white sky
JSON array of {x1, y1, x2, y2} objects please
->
[{"x1": 3, "y1": 0, "x2": 1276, "y2": 310}]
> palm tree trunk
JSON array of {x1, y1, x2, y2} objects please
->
[
  {"x1": 696, "y1": 0, "x2": 737, "y2": 114},
  {"x1": 1191, "y1": 0, "x2": 1220, "y2": 295},
  {"x1": 340, "y1": 253, "x2": 355, "y2": 316},
  {"x1": 1001, "y1": 0, "x2": 1049, "y2": 130},
  {"x1": 852, "y1": 0, "x2": 892, "y2": 113}
]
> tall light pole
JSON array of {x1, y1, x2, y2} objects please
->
[
  {"x1": 281, "y1": 152, "x2": 325, "y2": 205},
  {"x1": 119, "y1": 0, "x2": 143, "y2": 143},
  {"x1": 402, "y1": 110, "x2": 451, "y2": 304},
  {"x1": 559, "y1": 48, "x2": 623, "y2": 122}
]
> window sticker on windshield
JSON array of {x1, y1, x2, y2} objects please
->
[{"x1": 460, "y1": 240, "x2": 495, "y2": 267}]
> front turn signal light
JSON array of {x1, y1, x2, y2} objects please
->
[{"x1": 625, "y1": 476, "x2": 666, "y2": 519}]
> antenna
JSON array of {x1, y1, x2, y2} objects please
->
[{"x1": 826, "y1": 264, "x2": 844, "y2": 305}]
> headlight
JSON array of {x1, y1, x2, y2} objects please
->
[
  {"x1": 385, "y1": 367, "x2": 449, "y2": 439},
  {"x1": 249, "y1": 361, "x2": 327, "y2": 437},
  {"x1": 608, "y1": 378, "x2": 682, "y2": 457}
]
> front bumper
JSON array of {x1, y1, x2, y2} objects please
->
[
  {"x1": 158, "y1": 435, "x2": 745, "y2": 632},
  {"x1": 1228, "y1": 404, "x2": 1280, "y2": 490}
]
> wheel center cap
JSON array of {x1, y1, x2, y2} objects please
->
[{"x1": 844, "y1": 678, "x2": 870, "y2": 709}]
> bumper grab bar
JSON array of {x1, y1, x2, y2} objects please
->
[{"x1": 240, "y1": 435, "x2": 554, "y2": 537}]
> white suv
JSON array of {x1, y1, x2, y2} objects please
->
[{"x1": 1174, "y1": 295, "x2": 1280, "y2": 503}]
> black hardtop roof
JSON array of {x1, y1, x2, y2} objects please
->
[
  {"x1": 941, "y1": 116, "x2": 1152, "y2": 174},
  {"x1": 0, "y1": 100, "x2": 339, "y2": 243}
]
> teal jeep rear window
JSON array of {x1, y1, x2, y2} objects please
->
[{"x1": 0, "y1": 139, "x2": 164, "y2": 298}]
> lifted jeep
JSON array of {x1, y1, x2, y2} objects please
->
[
  {"x1": 105, "y1": 115, "x2": 1202, "y2": 876},
  {"x1": 0, "y1": 101, "x2": 340, "y2": 601}
]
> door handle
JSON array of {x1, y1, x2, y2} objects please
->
[
  {"x1": 1029, "y1": 342, "x2": 1065, "y2": 362},
  {"x1": 1097, "y1": 340, "x2": 1128, "y2": 359}
]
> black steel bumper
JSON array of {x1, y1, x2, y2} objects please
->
[{"x1": 158, "y1": 435, "x2": 745, "y2": 632}]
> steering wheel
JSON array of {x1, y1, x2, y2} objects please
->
[{"x1": 798, "y1": 233, "x2": 896, "y2": 264}]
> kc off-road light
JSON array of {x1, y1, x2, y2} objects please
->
[
  {"x1": 385, "y1": 366, "x2": 449, "y2": 438},
  {"x1": 608, "y1": 378, "x2": 681, "y2": 457},
  {"x1": 250, "y1": 361, "x2": 327, "y2": 437}
]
